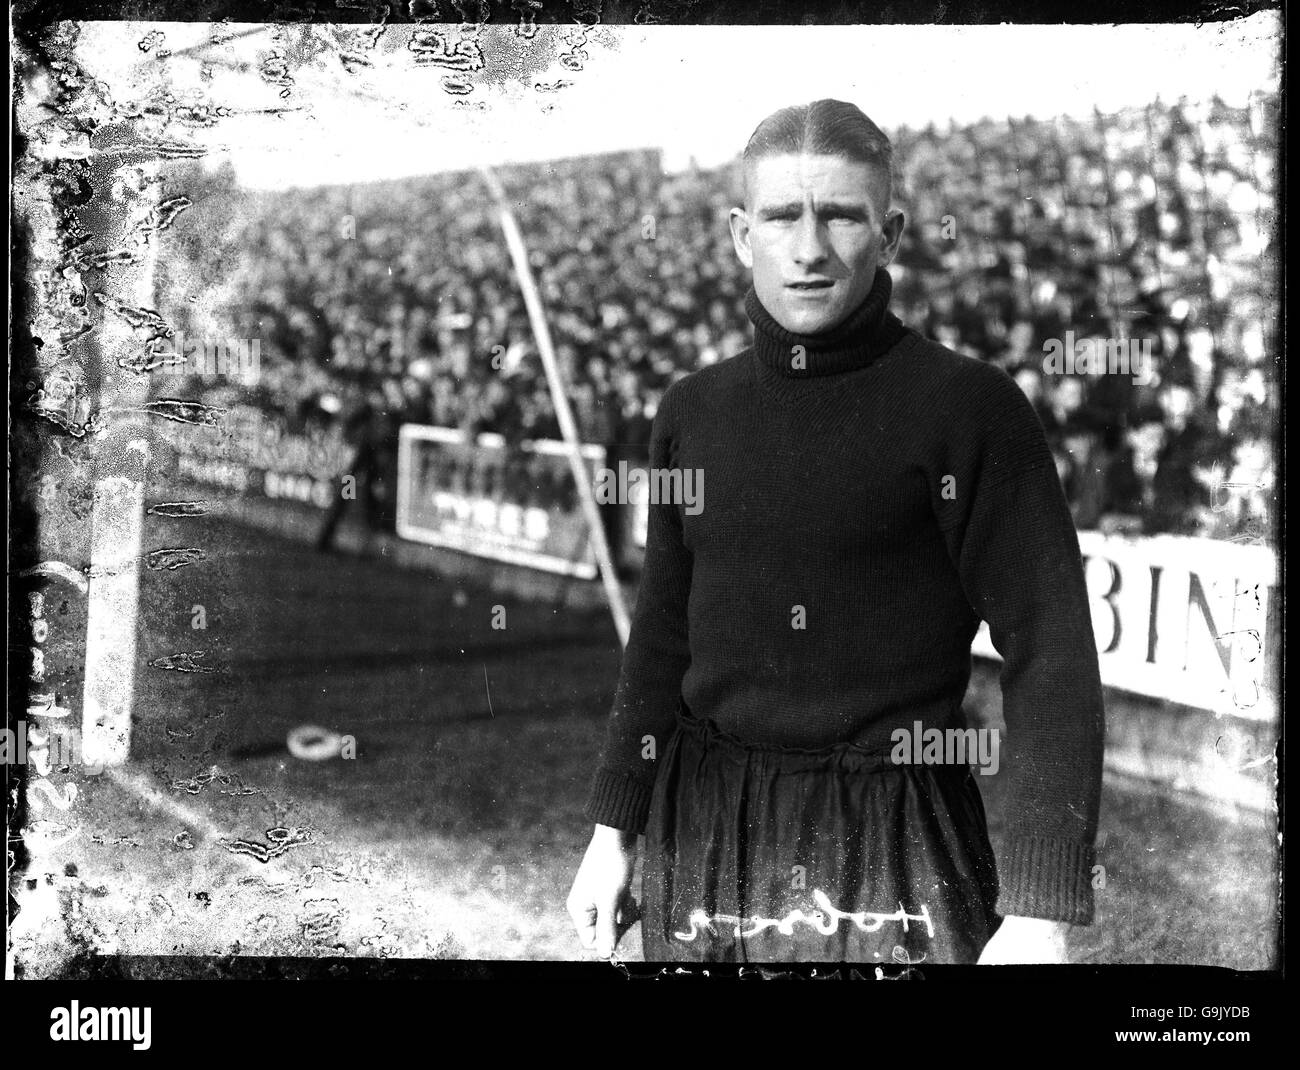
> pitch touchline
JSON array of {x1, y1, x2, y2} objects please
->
[{"x1": 102, "y1": 767, "x2": 266, "y2": 872}]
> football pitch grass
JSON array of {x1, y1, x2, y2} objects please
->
[{"x1": 11, "y1": 515, "x2": 1278, "y2": 973}]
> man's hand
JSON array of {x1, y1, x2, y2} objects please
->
[
  {"x1": 977, "y1": 915, "x2": 1070, "y2": 964},
  {"x1": 566, "y1": 824, "x2": 639, "y2": 958}
]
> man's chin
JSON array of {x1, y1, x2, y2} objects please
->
[{"x1": 771, "y1": 303, "x2": 846, "y2": 335}]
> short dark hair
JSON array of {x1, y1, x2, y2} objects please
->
[{"x1": 742, "y1": 99, "x2": 893, "y2": 212}]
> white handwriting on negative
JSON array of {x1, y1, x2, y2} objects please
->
[{"x1": 674, "y1": 890, "x2": 934, "y2": 942}]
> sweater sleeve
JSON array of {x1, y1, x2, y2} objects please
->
[
  {"x1": 934, "y1": 365, "x2": 1106, "y2": 925},
  {"x1": 582, "y1": 381, "x2": 694, "y2": 833}
]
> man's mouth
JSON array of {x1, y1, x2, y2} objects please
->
[{"x1": 786, "y1": 279, "x2": 834, "y2": 291}]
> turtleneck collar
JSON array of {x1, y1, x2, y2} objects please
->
[{"x1": 745, "y1": 268, "x2": 905, "y2": 379}]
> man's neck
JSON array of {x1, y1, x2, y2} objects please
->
[{"x1": 745, "y1": 268, "x2": 906, "y2": 379}]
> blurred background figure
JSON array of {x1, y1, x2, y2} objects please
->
[{"x1": 316, "y1": 388, "x2": 394, "y2": 552}]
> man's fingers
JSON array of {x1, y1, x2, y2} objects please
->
[
  {"x1": 568, "y1": 898, "x2": 599, "y2": 949},
  {"x1": 615, "y1": 896, "x2": 642, "y2": 939},
  {"x1": 594, "y1": 897, "x2": 621, "y2": 957}
]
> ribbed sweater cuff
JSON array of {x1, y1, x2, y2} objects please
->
[
  {"x1": 583, "y1": 770, "x2": 653, "y2": 833},
  {"x1": 995, "y1": 835, "x2": 1097, "y2": 925}
]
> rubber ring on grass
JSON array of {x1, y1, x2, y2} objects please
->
[{"x1": 287, "y1": 724, "x2": 343, "y2": 762}]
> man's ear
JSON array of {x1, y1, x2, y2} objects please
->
[
  {"x1": 729, "y1": 207, "x2": 754, "y2": 269},
  {"x1": 879, "y1": 208, "x2": 905, "y2": 266}
]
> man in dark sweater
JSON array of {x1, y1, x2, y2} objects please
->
[{"x1": 567, "y1": 100, "x2": 1104, "y2": 965}]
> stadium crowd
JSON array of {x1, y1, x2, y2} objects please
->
[{"x1": 166, "y1": 95, "x2": 1277, "y2": 543}]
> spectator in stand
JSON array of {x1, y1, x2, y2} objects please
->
[{"x1": 165, "y1": 97, "x2": 1276, "y2": 545}]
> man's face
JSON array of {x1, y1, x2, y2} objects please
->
[{"x1": 730, "y1": 153, "x2": 904, "y2": 335}]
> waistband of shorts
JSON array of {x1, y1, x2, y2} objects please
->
[{"x1": 674, "y1": 700, "x2": 902, "y2": 775}]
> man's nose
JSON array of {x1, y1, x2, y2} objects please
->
[{"x1": 792, "y1": 215, "x2": 829, "y2": 266}]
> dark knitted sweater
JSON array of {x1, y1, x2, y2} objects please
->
[{"x1": 583, "y1": 269, "x2": 1106, "y2": 925}]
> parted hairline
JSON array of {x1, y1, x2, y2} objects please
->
[{"x1": 741, "y1": 99, "x2": 894, "y2": 213}]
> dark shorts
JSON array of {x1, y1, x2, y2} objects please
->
[{"x1": 640, "y1": 705, "x2": 1002, "y2": 964}]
